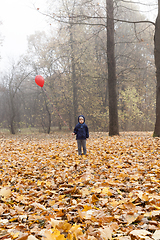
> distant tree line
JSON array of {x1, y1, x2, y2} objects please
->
[{"x1": 0, "y1": 0, "x2": 157, "y2": 134}]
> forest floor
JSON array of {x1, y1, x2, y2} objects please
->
[{"x1": 0, "y1": 131, "x2": 160, "y2": 240}]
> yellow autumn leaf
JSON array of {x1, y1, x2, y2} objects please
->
[
  {"x1": 46, "y1": 181, "x2": 52, "y2": 187},
  {"x1": 60, "y1": 222, "x2": 72, "y2": 232},
  {"x1": 42, "y1": 231, "x2": 55, "y2": 240},
  {"x1": 1, "y1": 132, "x2": 160, "y2": 238},
  {"x1": 101, "y1": 187, "x2": 112, "y2": 196},
  {"x1": 37, "y1": 180, "x2": 43, "y2": 186},
  {"x1": 52, "y1": 229, "x2": 61, "y2": 238},
  {"x1": 59, "y1": 195, "x2": 66, "y2": 200},
  {"x1": 110, "y1": 199, "x2": 119, "y2": 207},
  {"x1": 56, "y1": 235, "x2": 66, "y2": 240},
  {"x1": 151, "y1": 204, "x2": 160, "y2": 210},
  {"x1": 94, "y1": 188, "x2": 102, "y2": 194},
  {"x1": 16, "y1": 194, "x2": 25, "y2": 202},
  {"x1": 91, "y1": 194, "x2": 99, "y2": 203},
  {"x1": 42, "y1": 229, "x2": 65, "y2": 240},
  {"x1": 10, "y1": 232, "x2": 20, "y2": 239},
  {"x1": 82, "y1": 205, "x2": 92, "y2": 211},
  {"x1": 67, "y1": 233, "x2": 73, "y2": 240},
  {"x1": 69, "y1": 224, "x2": 83, "y2": 236},
  {"x1": 9, "y1": 217, "x2": 18, "y2": 222},
  {"x1": 49, "y1": 200, "x2": 55, "y2": 206}
]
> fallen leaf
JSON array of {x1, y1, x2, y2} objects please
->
[
  {"x1": 130, "y1": 229, "x2": 151, "y2": 237},
  {"x1": 152, "y1": 230, "x2": 160, "y2": 240},
  {"x1": 0, "y1": 188, "x2": 11, "y2": 198},
  {"x1": 98, "y1": 226, "x2": 113, "y2": 240}
]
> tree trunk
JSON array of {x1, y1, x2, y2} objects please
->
[
  {"x1": 154, "y1": 0, "x2": 160, "y2": 136},
  {"x1": 106, "y1": 0, "x2": 119, "y2": 136},
  {"x1": 45, "y1": 98, "x2": 51, "y2": 134},
  {"x1": 153, "y1": 1, "x2": 160, "y2": 136},
  {"x1": 9, "y1": 91, "x2": 16, "y2": 134},
  {"x1": 41, "y1": 90, "x2": 51, "y2": 134},
  {"x1": 10, "y1": 118, "x2": 15, "y2": 134},
  {"x1": 70, "y1": 23, "x2": 78, "y2": 126}
]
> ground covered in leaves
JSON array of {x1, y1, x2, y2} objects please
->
[{"x1": 1, "y1": 131, "x2": 160, "y2": 240}]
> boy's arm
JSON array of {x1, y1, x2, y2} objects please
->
[
  {"x1": 86, "y1": 126, "x2": 89, "y2": 138},
  {"x1": 72, "y1": 126, "x2": 77, "y2": 135}
]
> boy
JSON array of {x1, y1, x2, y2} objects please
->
[{"x1": 72, "y1": 115, "x2": 89, "y2": 156}]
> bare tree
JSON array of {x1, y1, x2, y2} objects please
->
[
  {"x1": 107, "y1": 0, "x2": 119, "y2": 135},
  {"x1": 69, "y1": 20, "x2": 78, "y2": 126},
  {"x1": 154, "y1": 0, "x2": 160, "y2": 136},
  {"x1": 1, "y1": 60, "x2": 32, "y2": 134},
  {"x1": 26, "y1": 0, "x2": 156, "y2": 133},
  {"x1": 42, "y1": 0, "x2": 120, "y2": 134}
]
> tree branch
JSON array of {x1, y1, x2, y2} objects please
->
[
  {"x1": 36, "y1": 8, "x2": 155, "y2": 27},
  {"x1": 114, "y1": 18, "x2": 155, "y2": 26}
]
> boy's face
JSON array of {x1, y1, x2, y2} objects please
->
[{"x1": 79, "y1": 117, "x2": 84, "y2": 124}]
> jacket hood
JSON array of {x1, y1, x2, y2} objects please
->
[{"x1": 78, "y1": 115, "x2": 85, "y2": 122}]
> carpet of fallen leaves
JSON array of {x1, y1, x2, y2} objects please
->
[{"x1": 1, "y1": 131, "x2": 160, "y2": 240}]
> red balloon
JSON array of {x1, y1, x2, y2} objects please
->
[{"x1": 35, "y1": 75, "x2": 44, "y2": 87}]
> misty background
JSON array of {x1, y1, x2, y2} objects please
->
[{"x1": 0, "y1": 0, "x2": 158, "y2": 134}]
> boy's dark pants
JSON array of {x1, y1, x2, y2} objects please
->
[{"x1": 77, "y1": 139, "x2": 86, "y2": 155}]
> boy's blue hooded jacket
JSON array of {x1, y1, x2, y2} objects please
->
[{"x1": 74, "y1": 115, "x2": 89, "y2": 140}]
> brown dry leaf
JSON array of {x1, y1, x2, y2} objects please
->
[
  {"x1": 31, "y1": 202, "x2": 47, "y2": 211},
  {"x1": 123, "y1": 202, "x2": 137, "y2": 211},
  {"x1": 27, "y1": 235, "x2": 39, "y2": 240},
  {"x1": 152, "y1": 230, "x2": 160, "y2": 240},
  {"x1": 78, "y1": 208, "x2": 95, "y2": 220},
  {"x1": 50, "y1": 219, "x2": 63, "y2": 228},
  {"x1": 16, "y1": 233, "x2": 29, "y2": 240},
  {"x1": 137, "y1": 191, "x2": 150, "y2": 202},
  {"x1": 0, "y1": 205, "x2": 4, "y2": 214},
  {"x1": 1, "y1": 132, "x2": 160, "y2": 238},
  {"x1": 50, "y1": 219, "x2": 72, "y2": 232},
  {"x1": 124, "y1": 213, "x2": 139, "y2": 225},
  {"x1": 130, "y1": 229, "x2": 152, "y2": 237},
  {"x1": 110, "y1": 222, "x2": 119, "y2": 231},
  {"x1": 87, "y1": 236, "x2": 97, "y2": 240},
  {"x1": 81, "y1": 188, "x2": 90, "y2": 198},
  {"x1": 91, "y1": 194, "x2": 99, "y2": 204},
  {"x1": 0, "y1": 188, "x2": 11, "y2": 198},
  {"x1": 119, "y1": 237, "x2": 131, "y2": 240},
  {"x1": 98, "y1": 226, "x2": 113, "y2": 240},
  {"x1": 145, "y1": 210, "x2": 160, "y2": 217}
]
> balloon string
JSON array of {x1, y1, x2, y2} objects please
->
[{"x1": 42, "y1": 87, "x2": 71, "y2": 131}]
